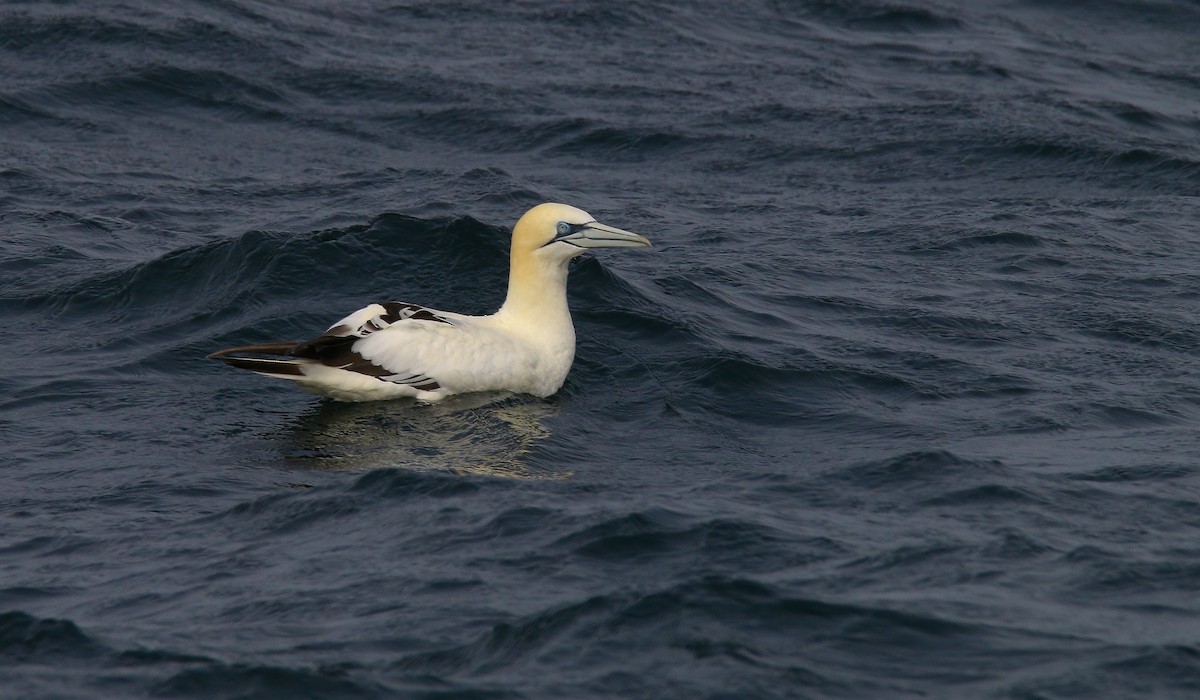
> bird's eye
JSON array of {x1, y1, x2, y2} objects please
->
[{"x1": 556, "y1": 222, "x2": 571, "y2": 237}]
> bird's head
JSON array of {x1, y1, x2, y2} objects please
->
[{"x1": 512, "y1": 203, "x2": 651, "y2": 264}]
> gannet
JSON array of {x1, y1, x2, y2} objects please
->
[{"x1": 208, "y1": 203, "x2": 651, "y2": 402}]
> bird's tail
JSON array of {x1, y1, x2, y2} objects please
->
[{"x1": 207, "y1": 343, "x2": 309, "y2": 379}]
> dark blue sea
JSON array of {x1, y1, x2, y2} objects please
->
[{"x1": 4, "y1": 1, "x2": 1200, "y2": 697}]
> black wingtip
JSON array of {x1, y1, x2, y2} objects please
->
[
  {"x1": 207, "y1": 342, "x2": 310, "y2": 377},
  {"x1": 216, "y1": 355, "x2": 306, "y2": 377},
  {"x1": 207, "y1": 342, "x2": 304, "y2": 361}
]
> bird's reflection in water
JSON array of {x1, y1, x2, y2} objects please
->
[{"x1": 278, "y1": 392, "x2": 564, "y2": 478}]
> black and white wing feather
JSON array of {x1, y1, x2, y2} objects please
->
[{"x1": 209, "y1": 301, "x2": 461, "y2": 393}]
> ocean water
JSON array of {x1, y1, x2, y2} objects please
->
[{"x1": 3, "y1": 0, "x2": 1200, "y2": 697}]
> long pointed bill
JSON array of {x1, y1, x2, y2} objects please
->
[{"x1": 558, "y1": 222, "x2": 652, "y2": 249}]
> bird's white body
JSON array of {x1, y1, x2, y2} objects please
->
[
  {"x1": 209, "y1": 203, "x2": 650, "y2": 402},
  {"x1": 290, "y1": 302, "x2": 574, "y2": 402}
]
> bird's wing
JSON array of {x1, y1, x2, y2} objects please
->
[
  {"x1": 319, "y1": 301, "x2": 457, "y2": 339},
  {"x1": 293, "y1": 301, "x2": 528, "y2": 394}
]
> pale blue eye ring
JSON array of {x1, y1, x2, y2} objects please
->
[{"x1": 556, "y1": 222, "x2": 571, "y2": 236}]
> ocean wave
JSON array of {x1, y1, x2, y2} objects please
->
[
  {"x1": 1066, "y1": 463, "x2": 1197, "y2": 483},
  {"x1": 828, "y1": 449, "x2": 1008, "y2": 487},
  {"x1": 0, "y1": 11, "x2": 257, "y2": 55},
  {"x1": 36, "y1": 65, "x2": 287, "y2": 122},
  {"x1": 389, "y1": 575, "x2": 1019, "y2": 696},
  {"x1": 351, "y1": 467, "x2": 489, "y2": 498},
  {"x1": 5, "y1": 211, "x2": 513, "y2": 342},
  {"x1": 548, "y1": 509, "x2": 808, "y2": 572},
  {"x1": 808, "y1": 1, "x2": 965, "y2": 33},
  {"x1": 0, "y1": 608, "x2": 391, "y2": 697},
  {"x1": 0, "y1": 610, "x2": 106, "y2": 662},
  {"x1": 152, "y1": 663, "x2": 391, "y2": 700}
]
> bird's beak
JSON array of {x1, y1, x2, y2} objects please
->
[{"x1": 558, "y1": 222, "x2": 652, "y2": 249}]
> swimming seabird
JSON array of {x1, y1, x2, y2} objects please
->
[{"x1": 208, "y1": 203, "x2": 651, "y2": 402}]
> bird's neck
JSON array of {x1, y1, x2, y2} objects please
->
[
  {"x1": 496, "y1": 252, "x2": 571, "y2": 319},
  {"x1": 495, "y1": 253, "x2": 574, "y2": 335}
]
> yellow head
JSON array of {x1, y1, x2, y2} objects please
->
[
  {"x1": 501, "y1": 203, "x2": 651, "y2": 313},
  {"x1": 511, "y1": 202, "x2": 651, "y2": 261}
]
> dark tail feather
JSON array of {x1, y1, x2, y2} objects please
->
[
  {"x1": 208, "y1": 342, "x2": 309, "y2": 377},
  {"x1": 216, "y1": 356, "x2": 306, "y2": 377},
  {"x1": 207, "y1": 342, "x2": 304, "y2": 360}
]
